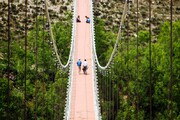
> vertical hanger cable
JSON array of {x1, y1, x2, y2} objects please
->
[
  {"x1": 168, "y1": 0, "x2": 173, "y2": 119},
  {"x1": 7, "y1": 0, "x2": 11, "y2": 119},
  {"x1": 23, "y1": 0, "x2": 28, "y2": 118},
  {"x1": 136, "y1": 0, "x2": 139, "y2": 119},
  {"x1": 35, "y1": 0, "x2": 39, "y2": 119},
  {"x1": 148, "y1": 0, "x2": 152, "y2": 119}
]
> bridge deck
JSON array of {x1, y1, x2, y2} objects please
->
[{"x1": 70, "y1": 0, "x2": 95, "y2": 120}]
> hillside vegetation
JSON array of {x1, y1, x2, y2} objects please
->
[{"x1": 96, "y1": 19, "x2": 180, "y2": 119}]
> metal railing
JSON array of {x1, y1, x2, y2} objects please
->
[
  {"x1": 63, "y1": 0, "x2": 76, "y2": 119},
  {"x1": 44, "y1": 0, "x2": 76, "y2": 119},
  {"x1": 90, "y1": 0, "x2": 101, "y2": 119},
  {"x1": 90, "y1": 0, "x2": 130, "y2": 119}
]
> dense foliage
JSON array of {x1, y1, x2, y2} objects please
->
[
  {"x1": 96, "y1": 20, "x2": 180, "y2": 120},
  {"x1": 95, "y1": 19, "x2": 117, "y2": 65},
  {"x1": 0, "y1": 16, "x2": 71, "y2": 119}
]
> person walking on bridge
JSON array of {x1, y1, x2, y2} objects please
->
[
  {"x1": 77, "y1": 59, "x2": 82, "y2": 73},
  {"x1": 76, "y1": 15, "x2": 81, "y2": 22},
  {"x1": 85, "y1": 16, "x2": 90, "y2": 23},
  {"x1": 82, "y1": 59, "x2": 88, "y2": 75}
]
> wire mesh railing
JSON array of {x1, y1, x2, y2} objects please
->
[{"x1": 44, "y1": 0, "x2": 76, "y2": 119}]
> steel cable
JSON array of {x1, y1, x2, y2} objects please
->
[
  {"x1": 111, "y1": 68, "x2": 115, "y2": 120},
  {"x1": 103, "y1": 71, "x2": 106, "y2": 119},
  {"x1": 44, "y1": 0, "x2": 75, "y2": 69},
  {"x1": 35, "y1": 0, "x2": 39, "y2": 119},
  {"x1": 115, "y1": 62, "x2": 119, "y2": 119},
  {"x1": 42, "y1": 1, "x2": 45, "y2": 118},
  {"x1": 91, "y1": 0, "x2": 129, "y2": 71},
  {"x1": 124, "y1": 9, "x2": 130, "y2": 119},
  {"x1": 107, "y1": 70, "x2": 109, "y2": 120},
  {"x1": 46, "y1": 101, "x2": 48, "y2": 120},
  {"x1": 126, "y1": 20, "x2": 130, "y2": 120},
  {"x1": 107, "y1": 71, "x2": 109, "y2": 119},
  {"x1": 148, "y1": 0, "x2": 152, "y2": 119},
  {"x1": 23, "y1": 0, "x2": 28, "y2": 118},
  {"x1": 168, "y1": 0, "x2": 173, "y2": 119},
  {"x1": 116, "y1": 62, "x2": 120, "y2": 119},
  {"x1": 98, "y1": 68, "x2": 103, "y2": 115},
  {"x1": 47, "y1": 31, "x2": 53, "y2": 120},
  {"x1": 110, "y1": 69, "x2": 112, "y2": 120},
  {"x1": 44, "y1": 0, "x2": 77, "y2": 118},
  {"x1": 136, "y1": 0, "x2": 139, "y2": 119},
  {"x1": 104, "y1": 71, "x2": 107, "y2": 119},
  {"x1": 7, "y1": 0, "x2": 11, "y2": 119},
  {"x1": 103, "y1": 71, "x2": 105, "y2": 118},
  {"x1": 108, "y1": 69, "x2": 110, "y2": 120}
]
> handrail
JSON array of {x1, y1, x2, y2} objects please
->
[
  {"x1": 90, "y1": 0, "x2": 102, "y2": 119},
  {"x1": 44, "y1": 0, "x2": 75, "y2": 69},
  {"x1": 63, "y1": 0, "x2": 76, "y2": 119},
  {"x1": 91, "y1": 1, "x2": 129, "y2": 71},
  {"x1": 44, "y1": 0, "x2": 76, "y2": 119}
]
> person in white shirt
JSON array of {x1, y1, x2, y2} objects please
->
[{"x1": 82, "y1": 59, "x2": 88, "y2": 75}]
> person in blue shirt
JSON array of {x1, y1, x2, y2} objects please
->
[
  {"x1": 77, "y1": 59, "x2": 82, "y2": 73},
  {"x1": 85, "y1": 16, "x2": 90, "y2": 23}
]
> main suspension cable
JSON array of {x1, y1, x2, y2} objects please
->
[
  {"x1": 44, "y1": 0, "x2": 75, "y2": 69},
  {"x1": 91, "y1": 0, "x2": 129, "y2": 71}
]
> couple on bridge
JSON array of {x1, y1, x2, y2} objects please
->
[
  {"x1": 76, "y1": 15, "x2": 90, "y2": 23},
  {"x1": 77, "y1": 59, "x2": 88, "y2": 75}
]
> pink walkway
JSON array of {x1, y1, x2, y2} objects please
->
[{"x1": 70, "y1": 0, "x2": 95, "y2": 120}]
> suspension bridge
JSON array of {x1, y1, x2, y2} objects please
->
[
  {"x1": 2, "y1": 0, "x2": 177, "y2": 119},
  {"x1": 45, "y1": 0, "x2": 129, "y2": 119}
]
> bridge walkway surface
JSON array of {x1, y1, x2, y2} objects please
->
[{"x1": 70, "y1": 0, "x2": 95, "y2": 119}]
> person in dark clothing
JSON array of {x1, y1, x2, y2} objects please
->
[{"x1": 76, "y1": 15, "x2": 81, "y2": 22}]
